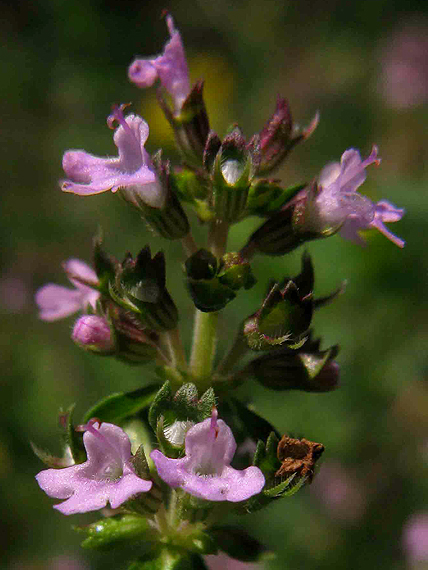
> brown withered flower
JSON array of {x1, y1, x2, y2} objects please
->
[{"x1": 276, "y1": 435, "x2": 324, "y2": 483}]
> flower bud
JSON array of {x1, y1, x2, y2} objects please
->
[
  {"x1": 158, "y1": 80, "x2": 211, "y2": 168},
  {"x1": 255, "y1": 97, "x2": 319, "y2": 176},
  {"x1": 208, "y1": 127, "x2": 258, "y2": 223},
  {"x1": 185, "y1": 249, "x2": 256, "y2": 312},
  {"x1": 110, "y1": 246, "x2": 178, "y2": 331},
  {"x1": 248, "y1": 342, "x2": 339, "y2": 392},
  {"x1": 241, "y1": 203, "x2": 306, "y2": 258},
  {"x1": 72, "y1": 315, "x2": 115, "y2": 354},
  {"x1": 243, "y1": 253, "x2": 315, "y2": 350}
]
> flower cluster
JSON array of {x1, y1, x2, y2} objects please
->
[{"x1": 34, "y1": 13, "x2": 405, "y2": 570}]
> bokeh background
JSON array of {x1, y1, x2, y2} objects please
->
[{"x1": 2, "y1": 0, "x2": 428, "y2": 568}]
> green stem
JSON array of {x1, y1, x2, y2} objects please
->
[
  {"x1": 180, "y1": 231, "x2": 199, "y2": 258},
  {"x1": 189, "y1": 309, "x2": 219, "y2": 386},
  {"x1": 208, "y1": 219, "x2": 229, "y2": 259},
  {"x1": 164, "y1": 327, "x2": 188, "y2": 371},
  {"x1": 188, "y1": 221, "x2": 229, "y2": 388}
]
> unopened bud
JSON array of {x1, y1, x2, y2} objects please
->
[
  {"x1": 159, "y1": 80, "x2": 210, "y2": 168},
  {"x1": 208, "y1": 127, "x2": 257, "y2": 223},
  {"x1": 72, "y1": 315, "x2": 115, "y2": 354},
  {"x1": 185, "y1": 249, "x2": 256, "y2": 312},
  {"x1": 256, "y1": 97, "x2": 319, "y2": 176},
  {"x1": 243, "y1": 253, "x2": 315, "y2": 350},
  {"x1": 110, "y1": 246, "x2": 178, "y2": 331},
  {"x1": 248, "y1": 343, "x2": 339, "y2": 392}
]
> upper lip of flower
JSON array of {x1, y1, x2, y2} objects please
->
[
  {"x1": 127, "y1": 14, "x2": 190, "y2": 113},
  {"x1": 60, "y1": 104, "x2": 165, "y2": 209}
]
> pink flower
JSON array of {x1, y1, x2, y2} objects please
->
[
  {"x1": 128, "y1": 15, "x2": 190, "y2": 113},
  {"x1": 61, "y1": 105, "x2": 165, "y2": 209},
  {"x1": 36, "y1": 420, "x2": 152, "y2": 515},
  {"x1": 309, "y1": 147, "x2": 405, "y2": 247},
  {"x1": 35, "y1": 259, "x2": 100, "y2": 321},
  {"x1": 151, "y1": 409, "x2": 265, "y2": 502}
]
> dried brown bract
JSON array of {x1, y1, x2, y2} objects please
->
[{"x1": 276, "y1": 435, "x2": 324, "y2": 483}]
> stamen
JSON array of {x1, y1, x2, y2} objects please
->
[
  {"x1": 107, "y1": 103, "x2": 132, "y2": 131},
  {"x1": 210, "y1": 407, "x2": 219, "y2": 439}
]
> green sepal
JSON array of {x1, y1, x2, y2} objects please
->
[
  {"x1": 131, "y1": 444, "x2": 151, "y2": 480},
  {"x1": 115, "y1": 247, "x2": 179, "y2": 332},
  {"x1": 211, "y1": 128, "x2": 253, "y2": 223},
  {"x1": 148, "y1": 381, "x2": 215, "y2": 433},
  {"x1": 246, "y1": 181, "x2": 305, "y2": 217},
  {"x1": 187, "y1": 278, "x2": 237, "y2": 312},
  {"x1": 253, "y1": 432, "x2": 281, "y2": 480},
  {"x1": 217, "y1": 252, "x2": 257, "y2": 291},
  {"x1": 184, "y1": 529, "x2": 218, "y2": 556},
  {"x1": 82, "y1": 384, "x2": 159, "y2": 424},
  {"x1": 210, "y1": 526, "x2": 274, "y2": 563},
  {"x1": 156, "y1": 416, "x2": 183, "y2": 458},
  {"x1": 248, "y1": 339, "x2": 339, "y2": 392},
  {"x1": 148, "y1": 381, "x2": 173, "y2": 431},
  {"x1": 170, "y1": 168, "x2": 209, "y2": 203},
  {"x1": 93, "y1": 234, "x2": 117, "y2": 296},
  {"x1": 59, "y1": 404, "x2": 86, "y2": 464},
  {"x1": 263, "y1": 472, "x2": 307, "y2": 498},
  {"x1": 128, "y1": 552, "x2": 209, "y2": 570},
  {"x1": 185, "y1": 249, "x2": 255, "y2": 312},
  {"x1": 74, "y1": 514, "x2": 155, "y2": 551}
]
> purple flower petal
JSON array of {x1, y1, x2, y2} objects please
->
[
  {"x1": 313, "y1": 146, "x2": 404, "y2": 247},
  {"x1": 61, "y1": 107, "x2": 165, "y2": 209},
  {"x1": 128, "y1": 15, "x2": 190, "y2": 113},
  {"x1": 35, "y1": 259, "x2": 100, "y2": 321},
  {"x1": 36, "y1": 421, "x2": 152, "y2": 515},
  {"x1": 151, "y1": 410, "x2": 265, "y2": 502}
]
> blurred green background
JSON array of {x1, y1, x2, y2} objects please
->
[{"x1": 2, "y1": 0, "x2": 428, "y2": 568}]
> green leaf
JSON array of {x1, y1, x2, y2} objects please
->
[
  {"x1": 82, "y1": 384, "x2": 159, "y2": 424},
  {"x1": 75, "y1": 514, "x2": 155, "y2": 551},
  {"x1": 263, "y1": 472, "x2": 308, "y2": 497}
]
